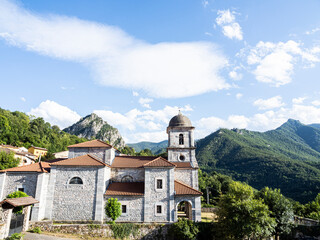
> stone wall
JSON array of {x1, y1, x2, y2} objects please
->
[
  {"x1": 105, "y1": 196, "x2": 144, "y2": 222},
  {"x1": 52, "y1": 167, "x2": 100, "y2": 221},
  {"x1": 0, "y1": 208, "x2": 12, "y2": 239},
  {"x1": 144, "y1": 168, "x2": 174, "y2": 222},
  {"x1": 29, "y1": 221, "x2": 170, "y2": 240},
  {"x1": 3, "y1": 173, "x2": 38, "y2": 198},
  {"x1": 111, "y1": 169, "x2": 144, "y2": 182},
  {"x1": 174, "y1": 169, "x2": 192, "y2": 186},
  {"x1": 68, "y1": 147, "x2": 107, "y2": 160}
]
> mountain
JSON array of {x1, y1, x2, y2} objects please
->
[
  {"x1": 196, "y1": 119, "x2": 320, "y2": 203},
  {"x1": 63, "y1": 113, "x2": 126, "y2": 149},
  {"x1": 127, "y1": 140, "x2": 168, "y2": 154}
]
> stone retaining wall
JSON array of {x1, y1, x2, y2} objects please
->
[{"x1": 29, "y1": 221, "x2": 170, "y2": 240}]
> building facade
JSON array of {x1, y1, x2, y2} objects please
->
[{"x1": 0, "y1": 113, "x2": 201, "y2": 223}]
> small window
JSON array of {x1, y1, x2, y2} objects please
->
[
  {"x1": 122, "y1": 205, "x2": 127, "y2": 214},
  {"x1": 69, "y1": 177, "x2": 83, "y2": 184},
  {"x1": 121, "y1": 175, "x2": 133, "y2": 182},
  {"x1": 156, "y1": 179, "x2": 163, "y2": 189},
  {"x1": 18, "y1": 188, "x2": 24, "y2": 192},
  {"x1": 179, "y1": 134, "x2": 184, "y2": 145},
  {"x1": 156, "y1": 205, "x2": 162, "y2": 214},
  {"x1": 179, "y1": 155, "x2": 185, "y2": 161}
]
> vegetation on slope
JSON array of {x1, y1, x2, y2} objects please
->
[
  {"x1": 196, "y1": 120, "x2": 320, "y2": 203},
  {"x1": 0, "y1": 108, "x2": 87, "y2": 153}
]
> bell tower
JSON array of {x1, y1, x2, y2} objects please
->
[{"x1": 167, "y1": 111, "x2": 198, "y2": 168}]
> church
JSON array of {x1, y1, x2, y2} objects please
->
[{"x1": 0, "y1": 112, "x2": 202, "y2": 223}]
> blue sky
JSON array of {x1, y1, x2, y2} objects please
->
[{"x1": 1, "y1": 0, "x2": 320, "y2": 143}]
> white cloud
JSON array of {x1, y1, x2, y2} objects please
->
[
  {"x1": 247, "y1": 40, "x2": 320, "y2": 87},
  {"x1": 236, "y1": 93, "x2": 243, "y2": 99},
  {"x1": 253, "y1": 96, "x2": 285, "y2": 110},
  {"x1": 20, "y1": 97, "x2": 26, "y2": 102},
  {"x1": 202, "y1": 0, "x2": 209, "y2": 8},
  {"x1": 138, "y1": 97, "x2": 153, "y2": 109},
  {"x1": 229, "y1": 68, "x2": 243, "y2": 81},
  {"x1": 132, "y1": 91, "x2": 139, "y2": 97},
  {"x1": 196, "y1": 103, "x2": 320, "y2": 139},
  {"x1": 216, "y1": 10, "x2": 243, "y2": 40},
  {"x1": 0, "y1": 0, "x2": 229, "y2": 98},
  {"x1": 292, "y1": 97, "x2": 307, "y2": 104},
  {"x1": 305, "y1": 27, "x2": 320, "y2": 35},
  {"x1": 312, "y1": 100, "x2": 320, "y2": 106},
  {"x1": 94, "y1": 105, "x2": 192, "y2": 131},
  {"x1": 28, "y1": 100, "x2": 81, "y2": 129}
]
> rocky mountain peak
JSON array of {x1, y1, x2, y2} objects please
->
[{"x1": 63, "y1": 113, "x2": 125, "y2": 149}]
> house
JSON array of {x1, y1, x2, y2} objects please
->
[
  {"x1": 28, "y1": 146, "x2": 48, "y2": 158},
  {"x1": 0, "y1": 112, "x2": 201, "y2": 223},
  {"x1": 0, "y1": 145, "x2": 36, "y2": 166}
]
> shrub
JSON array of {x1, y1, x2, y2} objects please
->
[
  {"x1": 5, "y1": 233, "x2": 24, "y2": 240},
  {"x1": 168, "y1": 218, "x2": 199, "y2": 240},
  {"x1": 110, "y1": 223, "x2": 139, "y2": 240},
  {"x1": 105, "y1": 198, "x2": 121, "y2": 223},
  {"x1": 28, "y1": 226, "x2": 42, "y2": 233},
  {"x1": 7, "y1": 191, "x2": 29, "y2": 214}
]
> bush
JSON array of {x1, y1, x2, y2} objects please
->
[
  {"x1": 168, "y1": 218, "x2": 199, "y2": 240},
  {"x1": 7, "y1": 191, "x2": 29, "y2": 214},
  {"x1": 6, "y1": 233, "x2": 24, "y2": 240},
  {"x1": 28, "y1": 226, "x2": 42, "y2": 233},
  {"x1": 110, "y1": 223, "x2": 139, "y2": 240},
  {"x1": 105, "y1": 198, "x2": 121, "y2": 223}
]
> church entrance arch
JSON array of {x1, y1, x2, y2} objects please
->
[{"x1": 176, "y1": 201, "x2": 192, "y2": 220}]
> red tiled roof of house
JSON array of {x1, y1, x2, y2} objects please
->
[
  {"x1": 174, "y1": 162, "x2": 197, "y2": 169},
  {"x1": 50, "y1": 154, "x2": 108, "y2": 167},
  {"x1": 143, "y1": 157, "x2": 176, "y2": 167},
  {"x1": 111, "y1": 156, "x2": 157, "y2": 168},
  {"x1": 0, "y1": 161, "x2": 50, "y2": 173},
  {"x1": 29, "y1": 146, "x2": 48, "y2": 151},
  {"x1": 105, "y1": 182, "x2": 144, "y2": 196},
  {"x1": 0, "y1": 196, "x2": 39, "y2": 207},
  {"x1": 175, "y1": 180, "x2": 202, "y2": 195},
  {"x1": 68, "y1": 139, "x2": 113, "y2": 148}
]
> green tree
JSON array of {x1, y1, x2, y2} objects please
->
[
  {"x1": 7, "y1": 191, "x2": 29, "y2": 214},
  {"x1": 105, "y1": 198, "x2": 122, "y2": 223},
  {"x1": 303, "y1": 193, "x2": 320, "y2": 221},
  {"x1": 256, "y1": 187, "x2": 294, "y2": 238},
  {"x1": 168, "y1": 218, "x2": 199, "y2": 240},
  {"x1": 0, "y1": 151, "x2": 19, "y2": 170},
  {"x1": 217, "y1": 181, "x2": 276, "y2": 240}
]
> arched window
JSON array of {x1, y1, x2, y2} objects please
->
[
  {"x1": 69, "y1": 177, "x2": 83, "y2": 185},
  {"x1": 121, "y1": 175, "x2": 133, "y2": 182},
  {"x1": 179, "y1": 134, "x2": 184, "y2": 145}
]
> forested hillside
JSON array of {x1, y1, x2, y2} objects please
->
[
  {"x1": 127, "y1": 140, "x2": 168, "y2": 154},
  {"x1": 196, "y1": 119, "x2": 320, "y2": 203},
  {"x1": 0, "y1": 108, "x2": 87, "y2": 153}
]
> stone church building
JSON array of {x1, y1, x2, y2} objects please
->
[{"x1": 0, "y1": 112, "x2": 202, "y2": 223}]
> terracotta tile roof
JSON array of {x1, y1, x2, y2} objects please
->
[
  {"x1": 68, "y1": 139, "x2": 113, "y2": 148},
  {"x1": 143, "y1": 157, "x2": 176, "y2": 168},
  {"x1": 111, "y1": 156, "x2": 158, "y2": 168},
  {"x1": 175, "y1": 180, "x2": 202, "y2": 195},
  {"x1": 105, "y1": 182, "x2": 144, "y2": 196},
  {"x1": 50, "y1": 154, "x2": 108, "y2": 167},
  {"x1": 174, "y1": 162, "x2": 197, "y2": 169},
  {"x1": 0, "y1": 196, "x2": 39, "y2": 207},
  {"x1": 0, "y1": 162, "x2": 50, "y2": 173},
  {"x1": 30, "y1": 146, "x2": 48, "y2": 151}
]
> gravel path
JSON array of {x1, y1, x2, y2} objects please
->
[{"x1": 23, "y1": 232, "x2": 77, "y2": 240}]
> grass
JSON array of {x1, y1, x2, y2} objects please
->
[{"x1": 201, "y1": 212, "x2": 216, "y2": 222}]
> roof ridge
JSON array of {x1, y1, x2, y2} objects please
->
[
  {"x1": 0, "y1": 162, "x2": 40, "y2": 172},
  {"x1": 143, "y1": 157, "x2": 176, "y2": 167},
  {"x1": 87, "y1": 154, "x2": 109, "y2": 167},
  {"x1": 175, "y1": 180, "x2": 202, "y2": 194}
]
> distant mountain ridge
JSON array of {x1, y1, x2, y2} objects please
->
[
  {"x1": 196, "y1": 119, "x2": 320, "y2": 203},
  {"x1": 127, "y1": 140, "x2": 168, "y2": 154},
  {"x1": 63, "y1": 113, "x2": 126, "y2": 149}
]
